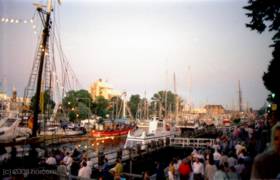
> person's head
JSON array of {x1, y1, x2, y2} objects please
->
[
  {"x1": 82, "y1": 161, "x2": 87, "y2": 167},
  {"x1": 208, "y1": 153, "x2": 214, "y2": 165},
  {"x1": 217, "y1": 164, "x2": 224, "y2": 171},
  {"x1": 271, "y1": 122, "x2": 280, "y2": 154},
  {"x1": 144, "y1": 170, "x2": 150, "y2": 180},
  {"x1": 116, "y1": 158, "x2": 121, "y2": 163}
]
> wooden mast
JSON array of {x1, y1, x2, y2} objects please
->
[{"x1": 32, "y1": 0, "x2": 52, "y2": 137}]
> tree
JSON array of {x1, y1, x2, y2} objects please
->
[
  {"x1": 244, "y1": 0, "x2": 280, "y2": 115},
  {"x1": 77, "y1": 102, "x2": 91, "y2": 120},
  {"x1": 150, "y1": 90, "x2": 178, "y2": 118},
  {"x1": 93, "y1": 96, "x2": 110, "y2": 118},
  {"x1": 127, "y1": 94, "x2": 141, "y2": 119},
  {"x1": 30, "y1": 90, "x2": 55, "y2": 114},
  {"x1": 62, "y1": 89, "x2": 93, "y2": 121},
  {"x1": 68, "y1": 111, "x2": 76, "y2": 122}
]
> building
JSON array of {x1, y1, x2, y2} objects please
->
[
  {"x1": 0, "y1": 87, "x2": 31, "y2": 113},
  {"x1": 89, "y1": 79, "x2": 121, "y2": 100},
  {"x1": 204, "y1": 104, "x2": 225, "y2": 115}
]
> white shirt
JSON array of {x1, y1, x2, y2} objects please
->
[
  {"x1": 87, "y1": 160, "x2": 94, "y2": 169},
  {"x1": 78, "y1": 166, "x2": 92, "y2": 178},
  {"x1": 63, "y1": 155, "x2": 73, "y2": 170},
  {"x1": 192, "y1": 161, "x2": 204, "y2": 175},
  {"x1": 213, "y1": 151, "x2": 221, "y2": 161},
  {"x1": 46, "y1": 156, "x2": 57, "y2": 165}
]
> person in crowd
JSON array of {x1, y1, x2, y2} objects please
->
[
  {"x1": 110, "y1": 158, "x2": 123, "y2": 180},
  {"x1": 57, "y1": 161, "x2": 68, "y2": 180},
  {"x1": 205, "y1": 153, "x2": 217, "y2": 180},
  {"x1": 227, "y1": 166, "x2": 239, "y2": 180},
  {"x1": 78, "y1": 161, "x2": 92, "y2": 178},
  {"x1": 213, "y1": 149, "x2": 221, "y2": 167},
  {"x1": 143, "y1": 170, "x2": 150, "y2": 180},
  {"x1": 63, "y1": 152, "x2": 73, "y2": 171},
  {"x1": 192, "y1": 157, "x2": 204, "y2": 180},
  {"x1": 178, "y1": 158, "x2": 191, "y2": 180},
  {"x1": 251, "y1": 122, "x2": 280, "y2": 179},
  {"x1": 155, "y1": 160, "x2": 165, "y2": 180},
  {"x1": 102, "y1": 157, "x2": 111, "y2": 179},
  {"x1": 174, "y1": 157, "x2": 181, "y2": 180},
  {"x1": 219, "y1": 151, "x2": 228, "y2": 166},
  {"x1": 227, "y1": 152, "x2": 237, "y2": 168},
  {"x1": 213, "y1": 164, "x2": 227, "y2": 180},
  {"x1": 46, "y1": 153, "x2": 57, "y2": 166},
  {"x1": 70, "y1": 160, "x2": 80, "y2": 176},
  {"x1": 234, "y1": 158, "x2": 245, "y2": 176},
  {"x1": 168, "y1": 160, "x2": 176, "y2": 180}
]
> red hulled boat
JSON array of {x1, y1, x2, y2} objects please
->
[{"x1": 91, "y1": 128, "x2": 131, "y2": 137}]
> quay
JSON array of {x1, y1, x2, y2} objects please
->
[
  {"x1": 0, "y1": 136, "x2": 216, "y2": 179},
  {"x1": 0, "y1": 117, "x2": 277, "y2": 180}
]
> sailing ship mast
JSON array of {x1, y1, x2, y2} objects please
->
[
  {"x1": 32, "y1": 0, "x2": 53, "y2": 137},
  {"x1": 122, "y1": 92, "x2": 126, "y2": 119},
  {"x1": 173, "y1": 72, "x2": 178, "y2": 123}
]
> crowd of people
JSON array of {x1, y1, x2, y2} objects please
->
[
  {"x1": 42, "y1": 147, "x2": 124, "y2": 180},
  {"x1": 156, "y1": 113, "x2": 280, "y2": 180},
  {"x1": 1, "y1": 112, "x2": 280, "y2": 180}
]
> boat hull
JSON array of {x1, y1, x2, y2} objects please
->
[{"x1": 91, "y1": 128, "x2": 131, "y2": 137}]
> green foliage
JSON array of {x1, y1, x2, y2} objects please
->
[
  {"x1": 128, "y1": 94, "x2": 141, "y2": 119},
  {"x1": 30, "y1": 90, "x2": 55, "y2": 113},
  {"x1": 244, "y1": 1, "x2": 280, "y2": 35},
  {"x1": 77, "y1": 102, "x2": 91, "y2": 120},
  {"x1": 62, "y1": 89, "x2": 93, "y2": 121},
  {"x1": 244, "y1": 0, "x2": 280, "y2": 115},
  {"x1": 93, "y1": 96, "x2": 110, "y2": 118},
  {"x1": 150, "y1": 90, "x2": 182, "y2": 118},
  {"x1": 68, "y1": 111, "x2": 76, "y2": 122}
]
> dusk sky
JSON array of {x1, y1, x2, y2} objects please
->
[{"x1": 0, "y1": 0, "x2": 274, "y2": 109}]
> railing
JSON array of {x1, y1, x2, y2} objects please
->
[{"x1": 170, "y1": 137, "x2": 216, "y2": 148}]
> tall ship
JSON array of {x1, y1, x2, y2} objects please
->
[{"x1": 0, "y1": 0, "x2": 85, "y2": 143}]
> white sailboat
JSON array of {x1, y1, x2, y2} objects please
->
[{"x1": 0, "y1": 113, "x2": 32, "y2": 143}]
